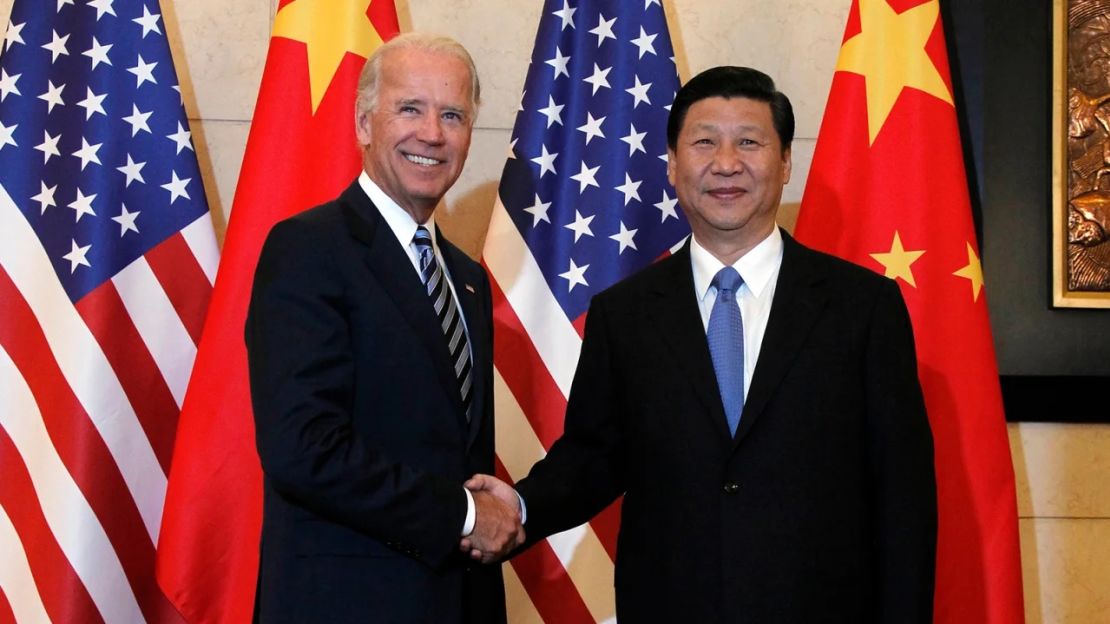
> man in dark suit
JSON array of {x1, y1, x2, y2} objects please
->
[
  {"x1": 466, "y1": 66, "x2": 937, "y2": 622},
  {"x1": 246, "y1": 33, "x2": 521, "y2": 623}
]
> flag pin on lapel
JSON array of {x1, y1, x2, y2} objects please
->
[{"x1": 465, "y1": 284, "x2": 476, "y2": 294}]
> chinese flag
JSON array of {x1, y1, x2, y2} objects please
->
[
  {"x1": 156, "y1": 1, "x2": 399, "y2": 622},
  {"x1": 794, "y1": 1, "x2": 1024, "y2": 622}
]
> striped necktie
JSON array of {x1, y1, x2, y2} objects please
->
[{"x1": 413, "y1": 226, "x2": 473, "y2": 419}]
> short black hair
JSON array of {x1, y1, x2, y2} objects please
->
[{"x1": 666, "y1": 66, "x2": 794, "y2": 151}]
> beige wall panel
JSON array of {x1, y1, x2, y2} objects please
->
[
  {"x1": 162, "y1": 0, "x2": 269, "y2": 121},
  {"x1": 664, "y1": 0, "x2": 850, "y2": 139},
  {"x1": 190, "y1": 119, "x2": 251, "y2": 245},
  {"x1": 0, "y1": 0, "x2": 11, "y2": 32},
  {"x1": 1021, "y1": 518, "x2": 1110, "y2": 624},
  {"x1": 1011, "y1": 423, "x2": 1110, "y2": 519},
  {"x1": 439, "y1": 126, "x2": 511, "y2": 259}
]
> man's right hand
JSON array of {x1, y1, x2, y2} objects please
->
[{"x1": 462, "y1": 474, "x2": 524, "y2": 563}]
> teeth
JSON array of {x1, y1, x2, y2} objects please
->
[{"x1": 405, "y1": 154, "x2": 440, "y2": 166}]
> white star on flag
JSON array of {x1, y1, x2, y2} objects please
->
[
  {"x1": 117, "y1": 154, "x2": 146, "y2": 187},
  {"x1": 524, "y1": 194, "x2": 552, "y2": 226},
  {"x1": 589, "y1": 14, "x2": 617, "y2": 46},
  {"x1": 161, "y1": 170, "x2": 191, "y2": 203},
  {"x1": 570, "y1": 160, "x2": 600, "y2": 192},
  {"x1": 32, "y1": 181, "x2": 58, "y2": 214},
  {"x1": 577, "y1": 112, "x2": 606, "y2": 144},
  {"x1": 564, "y1": 210, "x2": 596, "y2": 242},
  {"x1": 42, "y1": 30, "x2": 70, "y2": 63},
  {"x1": 39, "y1": 80, "x2": 66, "y2": 112},
  {"x1": 552, "y1": 0, "x2": 576, "y2": 30},
  {"x1": 73, "y1": 137, "x2": 103, "y2": 170},
  {"x1": 112, "y1": 204, "x2": 140, "y2": 235},
  {"x1": 615, "y1": 173, "x2": 642, "y2": 205},
  {"x1": 77, "y1": 87, "x2": 108, "y2": 120},
  {"x1": 127, "y1": 54, "x2": 157, "y2": 87},
  {"x1": 122, "y1": 104, "x2": 153, "y2": 136},
  {"x1": 133, "y1": 5, "x2": 162, "y2": 38},
  {"x1": 559, "y1": 258, "x2": 590, "y2": 291},
  {"x1": 0, "y1": 121, "x2": 16, "y2": 150},
  {"x1": 609, "y1": 221, "x2": 639, "y2": 254},
  {"x1": 62, "y1": 239, "x2": 92, "y2": 272},
  {"x1": 0, "y1": 70, "x2": 21, "y2": 101},
  {"x1": 583, "y1": 63, "x2": 612, "y2": 95},
  {"x1": 34, "y1": 130, "x2": 62, "y2": 163},
  {"x1": 630, "y1": 26, "x2": 658, "y2": 59},
  {"x1": 82, "y1": 36, "x2": 113, "y2": 69},
  {"x1": 67, "y1": 188, "x2": 97, "y2": 221},
  {"x1": 626, "y1": 75, "x2": 652, "y2": 108},
  {"x1": 167, "y1": 121, "x2": 193, "y2": 153},
  {"x1": 531, "y1": 144, "x2": 558, "y2": 177},
  {"x1": 537, "y1": 96, "x2": 565, "y2": 128},
  {"x1": 655, "y1": 190, "x2": 679, "y2": 222},
  {"x1": 621, "y1": 123, "x2": 647, "y2": 155},
  {"x1": 545, "y1": 46, "x2": 570, "y2": 79}
]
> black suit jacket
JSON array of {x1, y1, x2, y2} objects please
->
[
  {"x1": 516, "y1": 232, "x2": 936, "y2": 623},
  {"x1": 246, "y1": 180, "x2": 505, "y2": 623}
]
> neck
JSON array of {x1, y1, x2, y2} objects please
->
[{"x1": 695, "y1": 224, "x2": 776, "y2": 266}]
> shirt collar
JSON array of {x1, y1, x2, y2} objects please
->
[
  {"x1": 690, "y1": 227, "x2": 783, "y2": 301},
  {"x1": 358, "y1": 170, "x2": 438, "y2": 249}
]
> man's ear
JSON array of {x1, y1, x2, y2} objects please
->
[{"x1": 355, "y1": 111, "x2": 372, "y2": 146}]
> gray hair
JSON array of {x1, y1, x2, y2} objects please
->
[{"x1": 355, "y1": 32, "x2": 481, "y2": 124}]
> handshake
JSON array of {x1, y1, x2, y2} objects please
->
[{"x1": 461, "y1": 474, "x2": 524, "y2": 564}]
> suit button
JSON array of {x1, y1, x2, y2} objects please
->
[{"x1": 723, "y1": 482, "x2": 739, "y2": 495}]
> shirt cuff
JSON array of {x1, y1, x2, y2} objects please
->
[
  {"x1": 461, "y1": 488, "x2": 476, "y2": 536},
  {"x1": 517, "y1": 491, "x2": 527, "y2": 525}
]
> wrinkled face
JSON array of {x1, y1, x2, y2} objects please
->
[
  {"x1": 356, "y1": 48, "x2": 474, "y2": 222},
  {"x1": 667, "y1": 96, "x2": 791, "y2": 248}
]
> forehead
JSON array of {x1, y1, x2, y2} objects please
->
[
  {"x1": 379, "y1": 48, "x2": 473, "y2": 104},
  {"x1": 680, "y1": 96, "x2": 775, "y2": 133}
]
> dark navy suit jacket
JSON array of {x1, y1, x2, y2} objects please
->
[{"x1": 246, "y1": 180, "x2": 504, "y2": 623}]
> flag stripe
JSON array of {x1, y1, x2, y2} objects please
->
[
  {"x1": 485, "y1": 199, "x2": 582, "y2": 397},
  {"x1": 501, "y1": 561, "x2": 545, "y2": 624},
  {"x1": 506, "y1": 532, "x2": 597, "y2": 624},
  {"x1": 180, "y1": 214, "x2": 220, "y2": 286},
  {"x1": 489, "y1": 273, "x2": 571, "y2": 449},
  {"x1": 146, "y1": 233, "x2": 214, "y2": 345},
  {"x1": 493, "y1": 369, "x2": 617, "y2": 621},
  {"x1": 0, "y1": 351, "x2": 135, "y2": 623},
  {"x1": 0, "y1": 501, "x2": 52, "y2": 624},
  {"x1": 112, "y1": 255, "x2": 197, "y2": 408},
  {"x1": 0, "y1": 193, "x2": 168, "y2": 543},
  {"x1": 0, "y1": 274, "x2": 174, "y2": 622},
  {"x1": 74, "y1": 283, "x2": 180, "y2": 473}
]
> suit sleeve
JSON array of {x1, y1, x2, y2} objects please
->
[
  {"x1": 865, "y1": 278, "x2": 938, "y2": 622},
  {"x1": 245, "y1": 219, "x2": 466, "y2": 568},
  {"x1": 515, "y1": 294, "x2": 626, "y2": 542}
]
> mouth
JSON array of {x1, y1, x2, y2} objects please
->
[
  {"x1": 707, "y1": 187, "x2": 746, "y2": 200},
  {"x1": 404, "y1": 152, "x2": 444, "y2": 167}
]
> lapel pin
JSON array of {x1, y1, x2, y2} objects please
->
[{"x1": 465, "y1": 284, "x2": 476, "y2": 294}]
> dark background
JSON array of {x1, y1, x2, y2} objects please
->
[{"x1": 945, "y1": 0, "x2": 1109, "y2": 422}]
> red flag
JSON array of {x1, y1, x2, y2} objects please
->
[
  {"x1": 155, "y1": 1, "x2": 398, "y2": 621},
  {"x1": 794, "y1": 1, "x2": 1023, "y2": 622}
]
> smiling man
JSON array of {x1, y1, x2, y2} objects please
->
[
  {"x1": 245, "y1": 34, "x2": 520, "y2": 623},
  {"x1": 468, "y1": 66, "x2": 938, "y2": 622}
]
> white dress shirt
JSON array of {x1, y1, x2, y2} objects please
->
[
  {"x1": 356, "y1": 172, "x2": 479, "y2": 536},
  {"x1": 689, "y1": 227, "x2": 784, "y2": 400}
]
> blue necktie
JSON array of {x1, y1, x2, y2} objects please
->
[
  {"x1": 707, "y1": 267, "x2": 745, "y2": 436},
  {"x1": 413, "y1": 226, "x2": 473, "y2": 419}
]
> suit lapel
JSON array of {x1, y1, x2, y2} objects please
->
[
  {"x1": 651, "y1": 243, "x2": 734, "y2": 443},
  {"x1": 733, "y1": 231, "x2": 828, "y2": 447},
  {"x1": 438, "y1": 230, "x2": 490, "y2": 447},
  {"x1": 340, "y1": 183, "x2": 467, "y2": 426}
]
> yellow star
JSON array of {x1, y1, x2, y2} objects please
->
[
  {"x1": 836, "y1": 0, "x2": 953, "y2": 144},
  {"x1": 952, "y1": 242, "x2": 984, "y2": 301},
  {"x1": 272, "y1": 0, "x2": 384, "y2": 114},
  {"x1": 871, "y1": 231, "x2": 925, "y2": 287}
]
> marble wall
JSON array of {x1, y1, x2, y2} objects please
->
[{"x1": 1, "y1": 1, "x2": 1107, "y2": 622}]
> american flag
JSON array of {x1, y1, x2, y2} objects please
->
[
  {"x1": 0, "y1": 0, "x2": 216, "y2": 621},
  {"x1": 482, "y1": 1, "x2": 687, "y2": 620}
]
